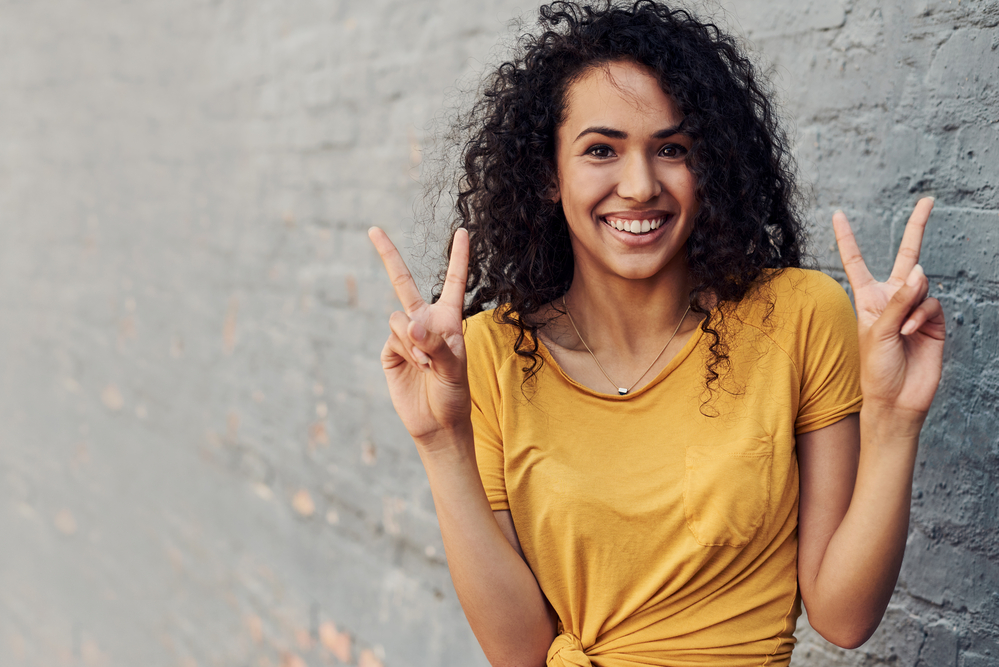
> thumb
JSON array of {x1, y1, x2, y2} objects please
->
[
  {"x1": 409, "y1": 320, "x2": 466, "y2": 382},
  {"x1": 875, "y1": 264, "x2": 929, "y2": 339}
]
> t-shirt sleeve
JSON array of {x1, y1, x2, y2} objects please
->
[
  {"x1": 792, "y1": 271, "x2": 863, "y2": 434},
  {"x1": 463, "y1": 314, "x2": 510, "y2": 511}
]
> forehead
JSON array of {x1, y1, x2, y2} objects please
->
[{"x1": 561, "y1": 60, "x2": 682, "y2": 133}]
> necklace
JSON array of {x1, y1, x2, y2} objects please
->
[{"x1": 562, "y1": 295, "x2": 691, "y2": 396}]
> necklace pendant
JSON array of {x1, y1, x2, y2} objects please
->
[{"x1": 618, "y1": 388, "x2": 628, "y2": 395}]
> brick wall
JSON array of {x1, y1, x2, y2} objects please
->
[{"x1": 0, "y1": 1, "x2": 994, "y2": 665}]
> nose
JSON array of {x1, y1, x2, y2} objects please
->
[{"x1": 616, "y1": 154, "x2": 661, "y2": 202}]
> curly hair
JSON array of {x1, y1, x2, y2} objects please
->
[{"x1": 434, "y1": 0, "x2": 806, "y2": 394}]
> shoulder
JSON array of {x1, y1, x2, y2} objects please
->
[
  {"x1": 725, "y1": 268, "x2": 857, "y2": 370},
  {"x1": 463, "y1": 308, "x2": 518, "y2": 345},
  {"x1": 739, "y1": 268, "x2": 854, "y2": 325},
  {"x1": 765, "y1": 267, "x2": 849, "y2": 306},
  {"x1": 463, "y1": 308, "x2": 522, "y2": 367},
  {"x1": 463, "y1": 309, "x2": 528, "y2": 408}
]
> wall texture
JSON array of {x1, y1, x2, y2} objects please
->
[{"x1": 0, "y1": 1, "x2": 995, "y2": 666}]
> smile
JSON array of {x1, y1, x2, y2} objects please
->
[{"x1": 602, "y1": 216, "x2": 667, "y2": 235}]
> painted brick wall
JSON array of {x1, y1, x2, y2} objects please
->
[{"x1": 0, "y1": 1, "x2": 994, "y2": 666}]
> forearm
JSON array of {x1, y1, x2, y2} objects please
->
[
  {"x1": 803, "y1": 406, "x2": 921, "y2": 647},
  {"x1": 417, "y1": 426, "x2": 555, "y2": 667}
]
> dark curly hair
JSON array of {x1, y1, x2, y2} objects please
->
[{"x1": 434, "y1": 0, "x2": 806, "y2": 393}]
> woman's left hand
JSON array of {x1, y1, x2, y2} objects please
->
[{"x1": 833, "y1": 197, "x2": 946, "y2": 423}]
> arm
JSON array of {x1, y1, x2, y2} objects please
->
[
  {"x1": 797, "y1": 413, "x2": 917, "y2": 648},
  {"x1": 797, "y1": 198, "x2": 945, "y2": 648},
  {"x1": 418, "y1": 437, "x2": 557, "y2": 665},
  {"x1": 368, "y1": 227, "x2": 556, "y2": 667}
]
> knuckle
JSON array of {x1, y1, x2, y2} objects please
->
[
  {"x1": 843, "y1": 255, "x2": 864, "y2": 267},
  {"x1": 391, "y1": 271, "x2": 413, "y2": 287}
]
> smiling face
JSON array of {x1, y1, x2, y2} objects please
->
[{"x1": 554, "y1": 60, "x2": 698, "y2": 285}]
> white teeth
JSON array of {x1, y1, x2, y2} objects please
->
[{"x1": 605, "y1": 217, "x2": 666, "y2": 234}]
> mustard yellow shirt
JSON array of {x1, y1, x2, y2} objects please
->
[{"x1": 465, "y1": 269, "x2": 863, "y2": 667}]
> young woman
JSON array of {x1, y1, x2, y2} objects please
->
[{"x1": 368, "y1": 2, "x2": 945, "y2": 665}]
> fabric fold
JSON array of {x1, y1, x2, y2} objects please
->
[{"x1": 547, "y1": 632, "x2": 591, "y2": 667}]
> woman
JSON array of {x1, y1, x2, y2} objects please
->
[{"x1": 368, "y1": 2, "x2": 945, "y2": 665}]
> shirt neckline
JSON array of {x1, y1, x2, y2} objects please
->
[{"x1": 536, "y1": 321, "x2": 704, "y2": 399}]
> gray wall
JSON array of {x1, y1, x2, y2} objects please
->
[{"x1": 0, "y1": 1, "x2": 995, "y2": 666}]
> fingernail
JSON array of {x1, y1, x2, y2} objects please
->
[
  {"x1": 412, "y1": 347, "x2": 430, "y2": 365},
  {"x1": 834, "y1": 209, "x2": 844, "y2": 216},
  {"x1": 926, "y1": 196, "x2": 935, "y2": 203},
  {"x1": 411, "y1": 322, "x2": 426, "y2": 341},
  {"x1": 901, "y1": 320, "x2": 917, "y2": 336},
  {"x1": 906, "y1": 264, "x2": 924, "y2": 286}
]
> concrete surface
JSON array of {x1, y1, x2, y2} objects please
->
[{"x1": 0, "y1": 1, "x2": 994, "y2": 666}]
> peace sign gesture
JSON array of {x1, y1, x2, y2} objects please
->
[
  {"x1": 368, "y1": 227, "x2": 472, "y2": 447},
  {"x1": 833, "y1": 197, "x2": 945, "y2": 423}
]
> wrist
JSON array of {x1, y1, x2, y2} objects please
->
[
  {"x1": 859, "y1": 405, "x2": 925, "y2": 446},
  {"x1": 414, "y1": 420, "x2": 475, "y2": 458}
]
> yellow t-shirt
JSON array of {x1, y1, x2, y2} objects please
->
[{"x1": 465, "y1": 269, "x2": 863, "y2": 667}]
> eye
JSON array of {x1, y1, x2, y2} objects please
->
[
  {"x1": 584, "y1": 144, "x2": 615, "y2": 159},
  {"x1": 660, "y1": 143, "x2": 688, "y2": 159}
]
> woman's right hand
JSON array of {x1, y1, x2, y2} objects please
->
[
  {"x1": 368, "y1": 227, "x2": 472, "y2": 447},
  {"x1": 371, "y1": 227, "x2": 558, "y2": 666}
]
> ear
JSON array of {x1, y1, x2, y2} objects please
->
[
  {"x1": 547, "y1": 179, "x2": 561, "y2": 204},
  {"x1": 545, "y1": 160, "x2": 561, "y2": 203}
]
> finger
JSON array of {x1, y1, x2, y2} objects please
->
[
  {"x1": 833, "y1": 210, "x2": 876, "y2": 291},
  {"x1": 382, "y1": 331, "x2": 423, "y2": 373},
  {"x1": 437, "y1": 228, "x2": 470, "y2": 312},
  {"x1": 369, "y1": 227, "x2": 425, "y2": 315},
  {"x1": 381, "y1": 332, "x2": 411, "y2": 371},
  {"x1": 901, "y1": 297, "x2": 945, "y2": 339},
  {"x1": 889, "y1": 197, "x2": 934, "y2": 285},
  {"x1": 875, "y1": 264, "x2": 929, "y2": 338},
  {"x1": 409, "y1": 319, "x2": 466, "y2": 382},
  {"x1": 388, "y1": 310, "x2": 425, "y2": 369}
]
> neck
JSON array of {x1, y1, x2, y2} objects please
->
[{"x1": 561, "y1": 264, "x2": 695, "y2": 359}]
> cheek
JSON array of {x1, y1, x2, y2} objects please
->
[
  {"x1": 675, "y1": 168, "x2": 699, "y2": 207},
  {"x1": 560, "y1": 168, "x2": 605, "y2": 211}
]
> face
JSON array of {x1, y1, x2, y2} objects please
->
[{"x1": 554, "y1": 60, "x2": 698, "y2": 284}]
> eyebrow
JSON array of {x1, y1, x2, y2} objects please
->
[{"x1": 574, "y1": 123, "x2": 685, "y2": 142}]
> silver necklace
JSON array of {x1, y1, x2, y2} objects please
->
[{"x1": 562, "y1": 295, "x2": 691, "y2": 396}]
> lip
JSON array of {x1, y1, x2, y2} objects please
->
[
  {"x1": 601, "y1": 210, "x2": 671, "y2": 221},
  {"x1": 600, "y1": 212, "x2": 674, "y2": 239}
]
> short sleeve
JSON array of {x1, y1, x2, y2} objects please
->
[
  {"x1": 463, "y1": 313, "x2": 510, "y2": 511},
  {"x1": 792, "y1": 271, "x2": 863, "y2": 434}
]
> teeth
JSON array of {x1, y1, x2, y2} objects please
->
[{"x1": 605, "y1": 217, "x2": 666, "y2": 234}]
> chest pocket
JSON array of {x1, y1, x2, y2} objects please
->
[{"x1": 683, "y1": 437, "x2": 773, "y2": 547}]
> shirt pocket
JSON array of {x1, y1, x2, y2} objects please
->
[{"x1": 683, "y1": 437, "x2": 773, "y2": 547}]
